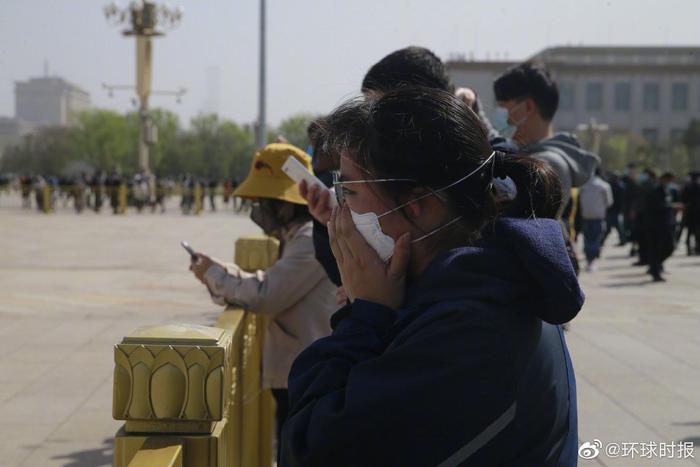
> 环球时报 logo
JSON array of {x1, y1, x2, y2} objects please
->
[{"x1": 578, "y1": 439, "x2": 695, "y2": 460}]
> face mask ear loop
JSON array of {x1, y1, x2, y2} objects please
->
[
  {"x1": 377, "y1": 151, "x2": 496, "y2": 219},
  {"x1": 488, "y1": 152, "x2": 498, "y2": 192},
  {"x1": 411, "y1": 215, "x2": 464, "y2": 243}
]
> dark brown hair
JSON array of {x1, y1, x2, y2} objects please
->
[{"x1": 320, "y1": 87, "x2": 562, "y2": 243}]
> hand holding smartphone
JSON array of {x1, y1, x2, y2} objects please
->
[{"x1": 282, "y1": 155, "x2": 337, "y2": 208}]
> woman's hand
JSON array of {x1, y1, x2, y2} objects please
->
[
  {"x1": 300, "y1": 180, "x2": 333, "y2": 224},
  {"x1": 328, "y1": 204, "x2": 411, "y2": 310},
  {"x1": 335, "y1": 286, "x2": 348, "y2": 306},
  {"x1": 189, "y1": 253, "x2": 222, "y2": 284}
]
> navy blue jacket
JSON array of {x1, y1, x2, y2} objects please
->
[{"x1": 281, "y1": 218, "x2": 583, "y2": 467}]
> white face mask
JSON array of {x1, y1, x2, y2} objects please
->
[
  {"x1": 347, "y1": 152, "x2": 495, "y2": 262},
  {"x1": 350, "y1": 209, "x2": 398, "y2": 262}
]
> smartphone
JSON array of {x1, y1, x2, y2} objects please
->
[
  {"x1": 181, "y1": 240, "x2": 197, "y2": 260},
  {"x1": 282, "y1": 155, "x2": 338, "y2": 208}
]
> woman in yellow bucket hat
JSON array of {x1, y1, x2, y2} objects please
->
[{"x1": 189, "y1": 142, "x2": 337, "y2": 449}]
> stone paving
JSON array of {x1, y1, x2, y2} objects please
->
[{"x1": 0, "y1": 192, "x2": 699, "y2": 466}]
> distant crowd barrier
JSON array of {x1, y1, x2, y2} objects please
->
[{"x1": 113, "y1": 236, "x2": 279, "y2": 467}]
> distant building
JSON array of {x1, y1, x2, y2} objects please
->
[
  {"x1": 0, "y1": 117, "x2": 36, "y2": 160},
  {"x1": 15, "y1": 76, "x2": 90, "y2": 127},
  {"x1": 447, "y1": 46, "x2": 700, "y2": 147}
]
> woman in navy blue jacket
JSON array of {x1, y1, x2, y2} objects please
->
[{"x1": 282, "y1": 87, "x2": 583, "y2": 467}]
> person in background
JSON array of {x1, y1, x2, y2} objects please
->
[
  {"x1": 633, "y1": 168, "x2": 657, "y2": 267},
  {"x1": 643, "y1": 172, "x2": 681, "y2": 281},
  {"x1": 32, "y1": 174, "x2": 46, "y2": 211},
  {"x1": 361, "y1": 46, "x2": 453, "y2": 96},
  {"x1": 132, "y1": 172, "x2": 149, "y2": 213},
  {"x1": 153, "y1": 176, "x2": 167, "y2": 213},
  {"x1": 208, "y1": 178, "x2": 218, "y2": 212},
  {"x1": 456, "y1": 86, "x2": 499, "y2": 139},
  {"x1": 188, "y1": 143, "x2": 337, "y2": 455},
  {"x1": 578, "y1": 168, "x2": 613, "y2": 272},
  {"x1": 73, "y1": 172, "x2": 87, "y2": 214},
  {"x1": 223, "y1": 178, "x2": 233, "y2": 206},
  {"x1": 604, "y1": 171, "x2": 626, "y2": 245},
  {"x1": 91, "y1": 170, "x2": 106, "y2": 213},
  {"x1": 180, "y1": 174, "x2": 194, "y2": 214},
  {"x1": 20, "y1": 174, "x2": 32, "y2": 209},
  {"x1": 681, "y1": 171, "x2": 700, "y2": 255},
  {"x1": 493, "y1": 61, "x2": 599, "y2": 221},
  {"x1": 622, "y1": 163, "x2": 640, "y2": 256},
  {"x1": 492, "y1": 61, "x2": 599, "y2": 275}
]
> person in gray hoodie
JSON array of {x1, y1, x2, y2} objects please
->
[{"x1": 492, "y1": 61, "x2": 599, "y2": 222}]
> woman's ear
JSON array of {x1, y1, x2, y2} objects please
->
[{"x1": 399, "y1": 188, "x2": 429, "y2": 219}]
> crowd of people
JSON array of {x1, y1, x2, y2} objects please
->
[
  {"x1": 575, "y1": 165, "x2": 700, "y2": 281},
  {"x1": 4, "y1": 172, "x2": 246, "y2": 215}
]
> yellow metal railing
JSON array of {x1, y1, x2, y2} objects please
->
[{"x1": 112, "y1": 236, "x2": 279, "y2": 467}]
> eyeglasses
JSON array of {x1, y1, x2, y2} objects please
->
[{"x1": 331, "y1": 171, "x2": 417, "y2": 205}]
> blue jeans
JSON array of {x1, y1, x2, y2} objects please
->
[{"x1": 582, "y1": 219, "x2": 606, "y2": 262}]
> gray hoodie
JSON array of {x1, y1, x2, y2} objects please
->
[{"x1": 523, "y1": 133, "x2": 600, "y2": 219}]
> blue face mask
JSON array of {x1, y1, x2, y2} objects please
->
[
  {"x1": 492, "y1": 107, "x2": 516, "y2": 139},
  {"x1": 492, "y1": 102, "x2": 527, "y2": 140},
  {"x1": 638, "y1": 173, "x2": 649, "y2": 184}
]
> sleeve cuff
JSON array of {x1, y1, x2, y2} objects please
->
[
  {"x1": 203, "y1": 264, "x2": 229, "y2": 295},
  {"x1": 333, "y1": 299, "x2": 397, "y2": 334}
]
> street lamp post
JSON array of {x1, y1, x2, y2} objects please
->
[
  {"x1": 104, "y1": 1, "x2": 183, "y2": 179},
  {"x1": 577, "y1": 118, "x2": 609, "y2": 157},
  {"x1": 256, "y1": 0, "x2": 267, "y2": 149}
]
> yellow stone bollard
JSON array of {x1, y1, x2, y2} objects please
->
[
  {"x1": 233, "y1": 236, "x2": 279, "y2": 467},
  {"x1": 194, "y1": 184, "x2": 203, "y2": 215},
  {"x1": 113, "y1": 324, "x2": 236, "y2": 466},
  {"x1": 124, "y1": 439, "x2": 183, "y2": 467},
  {"x1": 42, "y1": 185, "x2": 52, "y2": 214},
  {"x1": 112, "y1": 236, "x2": 279, "y2": 467},
  {"x1": 118, "y1": 183, "x2": 128, "y2": 214}
]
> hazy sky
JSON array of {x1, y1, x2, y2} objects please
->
[{"x1": 1, "y1": 0, "x2": 699, "y2": 127}]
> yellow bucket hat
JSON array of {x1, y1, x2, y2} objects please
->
[{"x1": 233, "y1": 143, "x2": 311, "y2": 205}]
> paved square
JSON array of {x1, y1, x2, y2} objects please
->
[{"x1": 0, "y1": 193, "x2": 698, "y2": 466}]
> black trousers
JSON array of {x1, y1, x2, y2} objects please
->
[
  {"x1": 686, "y1": 221, "x2": 700, "y2": 254},
  {"x1": 647, "y1": 226, "x2": 675, "y2": 276}
]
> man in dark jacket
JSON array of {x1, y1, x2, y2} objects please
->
[
  {"x1": 604, "y1": 171, "x2": 626, "y2": 245},
  {"x1": 622, "y1": 163, "x2": 640, "y2": 254},
  {"x1": 644, "y1": 172, "x2": 681, "y2": 281},
  {"x1": 682, "y1": 171, "x2": 700, "y2": 255},
  {"x1": 281, "y1": 218, "x2": 582, "y2": 466}
]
